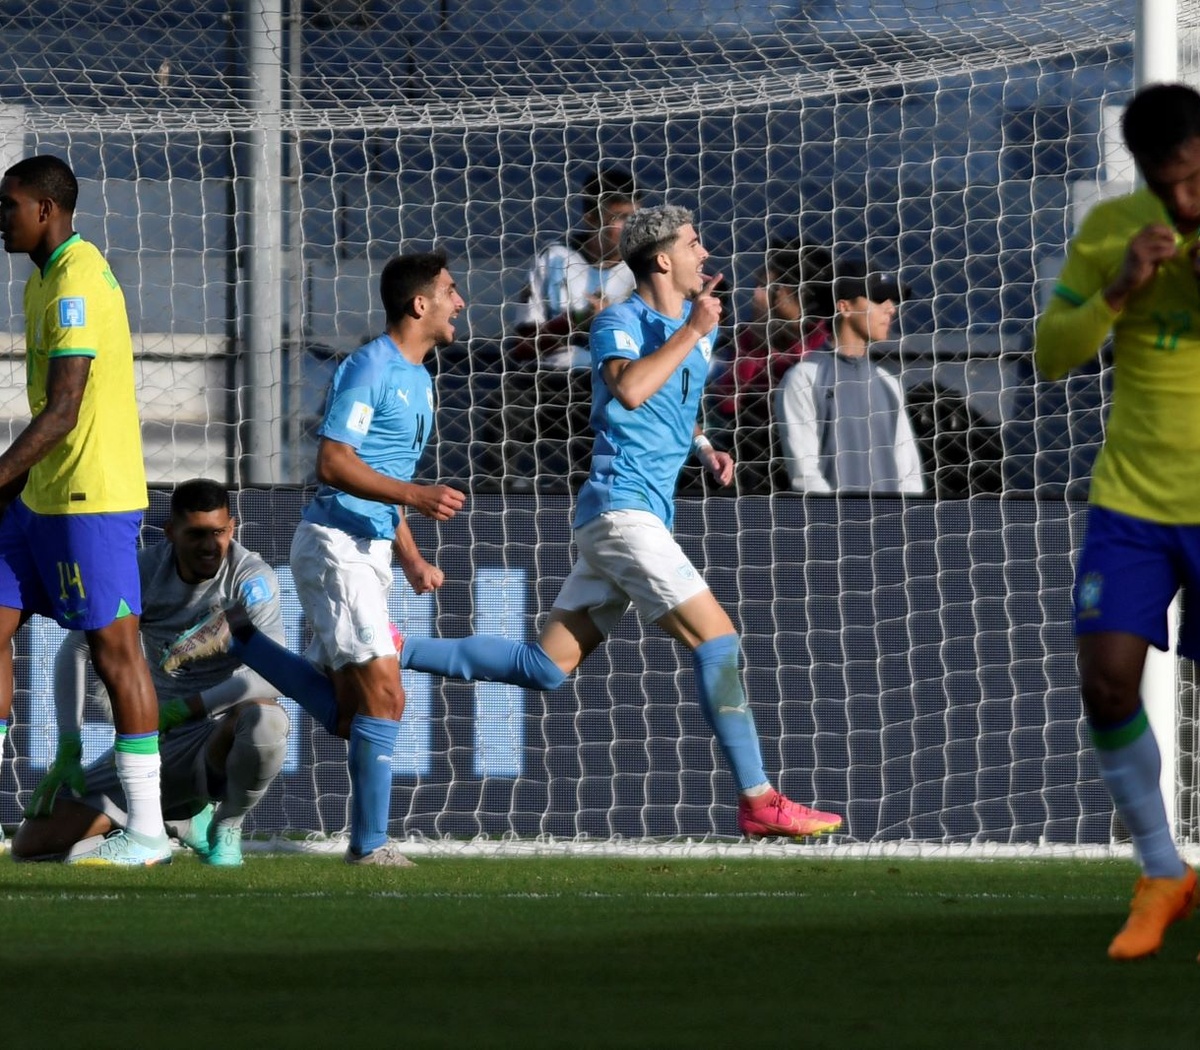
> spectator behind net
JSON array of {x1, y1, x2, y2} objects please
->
[
  {"x1": 774, "y1": 256, "x2": 925, "y2": 494},
  {"x1": 497, "y1": 166, "x2": 642, "y2": 491}
]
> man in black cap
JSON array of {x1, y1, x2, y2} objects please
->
[{"x1": 774, "y1": 257, "x2": 925, "y2": 494}]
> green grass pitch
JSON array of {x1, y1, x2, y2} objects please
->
[{"x1": 1, "y1": 854, "x2": 1195, "y2": 1049}]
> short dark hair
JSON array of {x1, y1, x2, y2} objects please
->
[
  {"x1": 1122, "y1": 83, "x2": 1200, "y2": 166},
  {"x1": 763, "y1": 239, "x2": 833, "y2": 318},
  {"x1": 763, "y1": 239, "x2": 830, "y2": 284},
  {"x1": 581, "y1": 166, "x2": 638, "y2": 215},
  {"x1": 796, "y1": 243, "x2": 833, "y2": 317},
  {"x1": 831, "y1": 257, "x2": 905, "y2": 307},
  {"x1": 169, "y1": 478, "x2": 231, "y2": 519},
  {"x1": 380, "y1": 249, "x2": 450, "y2": 325},
  {"x1": 3, "y1": 155, "x2": 78, "y2": 213},
  {"x1": 762, "y1": 240, "x2": 800, "y2": 286}
]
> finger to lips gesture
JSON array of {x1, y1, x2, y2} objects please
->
[{"x1": 689, "y1": 273, "x2": 724, "y2": 335}]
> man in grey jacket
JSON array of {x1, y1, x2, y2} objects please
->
[
  {"x1": 775, "y1": 257, "x2": 925, "y2": 495},
  {"x1": 12, "y1": 478, "x2": 290, "y2": 866}
]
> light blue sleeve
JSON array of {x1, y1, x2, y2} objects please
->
[
  {"x1": 589, "y1": 306, "x2": 641, "y2": 366},
  {"x1": 319, "y1": 351, "x2": 386, "y2": 449}
]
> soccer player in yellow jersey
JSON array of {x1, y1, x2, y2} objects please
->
[
  {"x1": 0, "y1": 155, "x2": 169, "y2": 865},
  {"x1": 1035, "y1": 83, "x2": 1200, "y2": 959}
]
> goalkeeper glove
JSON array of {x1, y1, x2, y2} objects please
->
[
  {"x1": 158, "y1": 698, "x2": 194, "y2": 734},
  {"x1": 25, "y1": 732, "x2": 85, "y2": 818}
]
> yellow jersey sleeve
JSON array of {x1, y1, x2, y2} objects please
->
[
  {"x1": 1034, "y1": 189, "x2": 1200, "y2": 523},
  {"x1": 22, "y1": 237, "x2": 147, "y2": 515}
]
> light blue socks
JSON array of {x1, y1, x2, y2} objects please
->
[
  {"x1": 348, "y1": 713, "x2": 401, "y2": 856},
  {"x1": 401, "y1": 636, "x2": 566, "y2": 692},
  {"x1": 693, "y1": 635, "x2": 769, "y2": 793},
  {"x1": 231, "y1": 631, "x2": 340, "y2": 736}
]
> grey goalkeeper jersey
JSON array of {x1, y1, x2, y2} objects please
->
[
  {"x1": 62, "y1": 539, "x2": 286, "y2": 715},
  {"x1": 138, "y1": 539, "x2": 286, "y2": 710}
]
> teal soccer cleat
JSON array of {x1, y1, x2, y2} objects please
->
[
  {"x1": 160, "y1": 606, "x2": 232, "y2": 674},
  {"x1": 201, "y1": 823, "x2": 244, "y2": 867},
  {"x1": 172, "y1": 802, "x2": 215, "y2": 858}
]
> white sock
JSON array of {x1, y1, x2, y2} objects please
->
[{"x1": 116, "y1": 750, "x2": 165, "y2": 840}]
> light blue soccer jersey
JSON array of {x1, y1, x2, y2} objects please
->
[
  {"x1": 303, "y1": 334, "x2": 434, "y2": 540},
  {"x1": 575, "y1": 293, "x2": 715, "y2": 530}
]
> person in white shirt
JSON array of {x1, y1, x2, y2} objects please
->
[
  {"x1": 775, "y1": 257, "x2": 925, "y2": 495},
  {"x1": 511, "y1": 165, "x2": 641, "y2": 368},
  {"x1": 498, "y1": 166, "x2": 641, "y2": 491}
]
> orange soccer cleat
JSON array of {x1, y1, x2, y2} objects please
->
[{"x1": 1107, "y1": 867, "x2": 1199, "y2": 960}]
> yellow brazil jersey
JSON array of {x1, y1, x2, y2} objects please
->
[
  {"x1": 22, "y1": 235, "x2": 147, "y2": 515},
  {"x1": 1034, "y1": 188, "x2": 1200, "y2": 524}
]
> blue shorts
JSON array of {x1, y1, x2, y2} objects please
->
[
  {"x1": 1073, "y1": 504, "x2": 1200, "y2": 659},
  {"x1": 0, "y1": 500, "x2": 143, "y2": 631}
]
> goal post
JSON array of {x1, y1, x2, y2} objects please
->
[{"x1": 0, "y1": 0, "x2": 1197, "y2": 856}]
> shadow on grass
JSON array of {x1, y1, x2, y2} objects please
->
[{"x1": 4, "y1": 893, "x2": 1196, "y2": 1050}]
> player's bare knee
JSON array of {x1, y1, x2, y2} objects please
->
[
  {"x1": 13, "y1": 803, "x2": 109, "y2": 860},
  {"x1": 356, "y1": 661, "x2": 406, "y2": 720},
  {"x1": 373, "y1": 684, "x2": 405, "y2": 721},
  {"x1": 1079, "y1": 674, "x2": 1141, "y2": 725},
  {"x1": 10, "y1": 819, "x2": 52, "y2": 860}
]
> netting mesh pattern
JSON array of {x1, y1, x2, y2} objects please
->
[
  {"x1": 3, "y1": 2, "x2": 1134, "y2": 129},
  {"x1": 0, "y1": 489, "x2": 1110, "y2": 846},
  {"x1": 0, "y1": 2, "x2": 1193, "y2": 846}
]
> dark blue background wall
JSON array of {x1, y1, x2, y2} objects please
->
[{"x1": 2, "y1": 490, "x2": 1108, "y2": 844}]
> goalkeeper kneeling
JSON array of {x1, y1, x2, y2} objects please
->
[{"x1": 12, "y1": 478, "x2": 290, "y2": 868}]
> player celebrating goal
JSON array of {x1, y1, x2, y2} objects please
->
[
  {"x1": 165, "y1": 205, "x2": 842, "y2": 840},
  {"x1": 1035, "y1": 82, "x2": 1200, "y2": 959},
  {"x1": 170, "y1": 250, "x2": 466, "y2": 866}
]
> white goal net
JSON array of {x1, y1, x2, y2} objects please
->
[{"x1": 1, "y1": 0, "x2": 1195, "y2": 852}]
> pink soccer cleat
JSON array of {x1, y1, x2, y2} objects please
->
[{"x1": 738, "y1": 790, "x2": 843, "y2": 839}]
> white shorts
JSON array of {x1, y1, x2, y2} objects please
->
[
  {"x1": 554, "y1": 510, "x2": 709, "y2": 634},
  {"x1": 289, "y1": 519, "x2": 395, "y2": 670}
]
